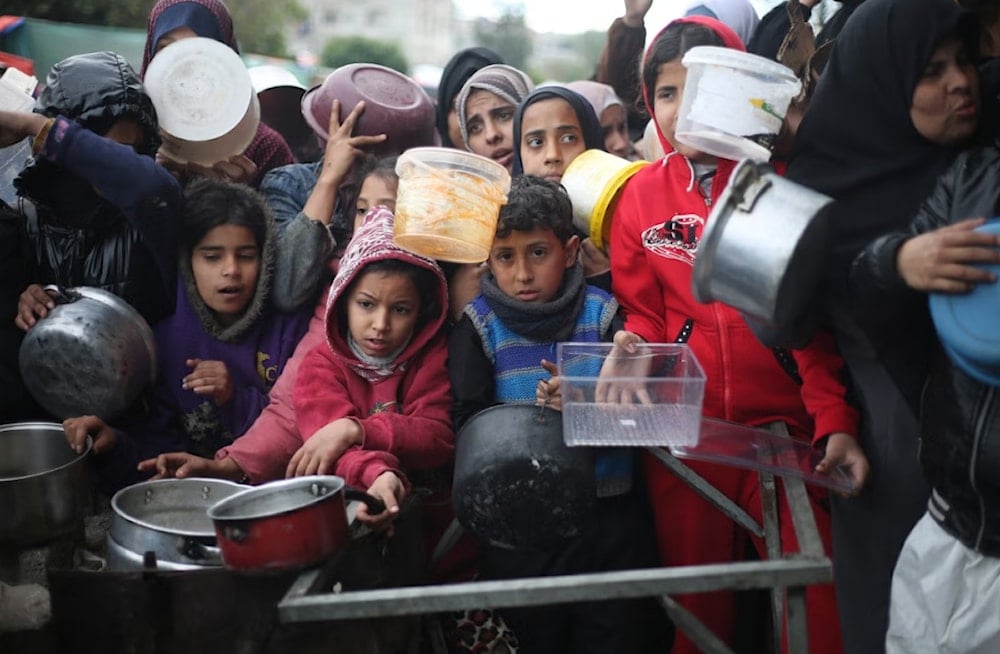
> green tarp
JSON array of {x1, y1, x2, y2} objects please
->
[{"x1": 1, "y1": 17, "x2": 147, "y2": 80}]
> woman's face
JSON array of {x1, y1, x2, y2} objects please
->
[
  {"x1": 464, "y1": 89, "x2": 516, "y2": 171},
  {"x1": 599, "y1": 104, "x2": 631, "y2": 159},
  {"x1": 154, "y1": 26, "x2": 198, "y2": 57},
  {"x1": 519, "y1": 97, "x2": 587, "y2": 183},
  {"x1": 652, "y1": 60, "x2": 716, "y2": 164},
  {"x1": 910, "y1": 36, "x2": 979, "y2": 146}
]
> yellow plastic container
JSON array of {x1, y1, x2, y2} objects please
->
[
  {"x1": 560, "y1": 149, "x2": 649, "y2": 250},
  {"x1": 393, "y1": 147, "x2": 511, "y2": 263}
]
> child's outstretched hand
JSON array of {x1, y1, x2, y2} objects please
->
[
  {"x1": 286, "y1": 418, "x2": 363, "y2": 478},
  {"x1": 596, "y1": 330, "x2": 653, "y2": 404},
  {"x1": 814, "y1": 432, "x2": 870, "y2": 497},
  {"x1": 63, "y1": 415, "x2": 116, "y2": 454},
  {"x1": 183, "y1": 358, "x2": 233, "y2": 405},
  {"x1": 356, "y1": 471, "x2": 405, "y2": 536},
  {"x1": 536, "y1": 359, "x2": 563, "y2": 411},
  {"x1": 138, "y1": 452, "x2": 244, "y2": 481}
]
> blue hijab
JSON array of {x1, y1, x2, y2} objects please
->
[{"x1": 512, "y1": 86, "x2": 604, "y2": 176}]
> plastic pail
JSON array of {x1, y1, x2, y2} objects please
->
[
  {"x1": 676, "y1": 46, "x2": 801, "y2": 162},
  {"x1": 561, "y1": 149, "x2": 649, "y2": 250},
  {"x1": 393, "y1": 147, "x2": 512, "y2": 263}
]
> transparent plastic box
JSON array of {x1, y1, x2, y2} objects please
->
[{"x1": 557, "y1": 342, "x2": 706, "y2": 447}]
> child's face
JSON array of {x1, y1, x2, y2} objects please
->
[
  {"x1": 346, "y1": 271, "x2": 421, "y2": 358},
  {"x1": 519, "y1": 97, "x2": 588, "y2": 183},
  {"x1": 652, "y1": 60, "x2": 716, "y2": 164},
  {"x1": 488, "y1": 228, "x2": 579, "y2": 304},
  {"x1": 464, "y1": 89, "x2": 516, "y2": 171},
  {"x1": 191, "y1": 224, "x2": 260, "y2": 325},
  {"x1": 354, "y1": 174, "x2": 399, "y2": 232}
]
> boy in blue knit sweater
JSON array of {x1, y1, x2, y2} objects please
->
[{"x1": 447, "y1": 175, "x2": 670, "y2": 653}]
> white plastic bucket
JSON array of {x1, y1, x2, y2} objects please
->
[
  {"x1": 676, "y1": 46, "x2": 801, "y2": 162},
  {"x1": 393, "y1": 147, "x2": 512, "y2": 263},
  {"x1": 561, "y1": 149, "x2": 649, "y2": 250}
]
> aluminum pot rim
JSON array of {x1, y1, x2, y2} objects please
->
[
  {"x1": 0, "y1": 422, "x2": 91, "y2": 481},
  {"x1": 111, "y1": 477, "x2": 247, "y2": 538}
]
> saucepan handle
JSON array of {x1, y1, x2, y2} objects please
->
[
  {"x1": 344, "y1": 488, "x2": 386, "y2": 515},
  {"x1": 42, "y1": 284, "x2": 79, "y2": 305}
]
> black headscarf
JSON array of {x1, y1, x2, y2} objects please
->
[
  {"x1": 511, "y1": 86, "x2": 605, "y2": 177},
  {"x1": 435, "y1": 47, "x2": 504, "y2": 148},
  {"x1": 787, "y1": 0, "x2": 981, "y2": 274}
]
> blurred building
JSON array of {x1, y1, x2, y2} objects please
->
[{"x1": 292, "y1": 0, "x2": 457, "y2": 69}]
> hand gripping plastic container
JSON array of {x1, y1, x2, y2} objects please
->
[
  {"x1": 557, "y1": 342, "x2": 706, "y2": 448},
  {"x1": 560, "y1": 149, "x2": 649, "y2": 250},
  {"x1": 676, "y1": 46, "x2": 801, "y2": 162},
  {"x1": 393, "y1": 147, "x2": 512, "y2": 263}
]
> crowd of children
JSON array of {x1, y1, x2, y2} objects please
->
[{"x1": 4, "y1": 0, "x2": 1000, "y2": 651}]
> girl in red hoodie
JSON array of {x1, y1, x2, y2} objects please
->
[{"x1": 608, "y1": 16, "x2": 868, "y2": 654}]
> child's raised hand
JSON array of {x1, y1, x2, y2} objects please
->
[
  {"x1": 356, "y1": 471, "x2": 405, "y2": 536},
  {"x1": 63, "y1": 415, "x2": 116, "y2": 454},
  {"x1": 814, "y1": 432, "x2": 870, "y2": 497},
  {"x1": 15, "y1": 284, "x2": 56, "y2": 331},
  {"x1": 536, "y1": 358, "x2": 563, "y2": 411},
  {"x1": 286, "y1": 418, "x2": 363, "y2": 478},
  {"x1": 0, "y1": 110, "x2": 47, "y2": 149},
  {"x1": 319, "y1": 99, "x2": 387, "y2": 185},
  {"x1": 183, "y1": 358, "x2": 233, "y2": 405}
]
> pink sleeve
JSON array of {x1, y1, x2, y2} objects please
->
[
  {"x1": 293, "y1": 342, "x2": 363, "y2": 439},
  {"x1": 335, "y1": 449, "x2": 410, "y2": 492}
]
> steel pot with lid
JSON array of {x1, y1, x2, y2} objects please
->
[
  {"x1": 0, "y1": 422, "x2": 93, "y2": 547},
  {"x1": 19, "y1": 285, "x2": 157, "y2": 421},
  {"x1": 692, "y1": 159, "x2": 834, "y2": 347},
  {"x1": 107, "y1": 478, "x2": 247, "y2": 571}
]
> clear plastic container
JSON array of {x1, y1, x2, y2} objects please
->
[
  {"x1": 557, "y1": 342, "x2": 706, "y2": 447},
  {"x1": 0, "y1": 70, "x2": 37, "y2": 207},
  {"x1": 676, "y1": 46, "x2": 801, "y2": 162},
  {"x1": 393, "y1": 147, "x2": 512, "y2": 263}
]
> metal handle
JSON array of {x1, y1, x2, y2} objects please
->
[
  {"x1": 180, "y1": 539, "x2": 223, "y2": 565},
  {"x1": 42, "y1": 284, "x2": 79, "y2": 305},
  {"x1": 343, "y1": 488, "x2": 386, "y2": 516}
]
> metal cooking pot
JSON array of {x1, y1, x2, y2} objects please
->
[
  {"x1": 692, "y1": 159, "x2": 834, "y2": 346},
  {"x1": 206, "y1": 476, "x2": 385, "y2": 571},
  {"x1": 19, "y1": 285, "x2": 157, "y2": 421},
  {"x1": 0, "y1": 422, "x2": 92, "y2": 547},
  {"x1": 452, "y1": 404, "x2": 596, "y2": 551},
  {"x1": 107, "y1": 478, "x2": 247, "y2": 571}
]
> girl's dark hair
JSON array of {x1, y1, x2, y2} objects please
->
[
  {"x1": 182, "y1": 177, "x2": 269, "y2": 252},
  {"x1": 642, "y1": 22, "x2": 726, "y2": 105},
  {"x1": 347, "y1": 154, "x2": 400, "y2": 223},
  {"x1": 496, "y1": 175, "x2": 574, "y2": 243},
  {"x1": 340, "y1": 258, "x2": 441, "y2": 334}
]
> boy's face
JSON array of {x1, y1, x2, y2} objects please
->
[
  {"x1": 191, "y1": 224, "x2": 260, "y2": 325},
  {"x1": 519, "y1": 97, "x2": 587, "y2": 183},
  {"x1": 652, "y1": 60, "x2": 716, "y2": 165},
  {"x1": 346, "y1": 270, "x2": 421, "y2": 358},
  {"x1": 488, "y1": 228, "x2": 579, "y2": 304}
]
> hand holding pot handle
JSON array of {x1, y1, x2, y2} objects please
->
[
  {"x1": 62, "y1": 415, "x2": 112, "y2": 454},
  {"x1": 344, "y1": 488, "x2": 387, "y2": 516},
  {"x1": 14, "y1": 284, "x2": 59, "y2": 331}
]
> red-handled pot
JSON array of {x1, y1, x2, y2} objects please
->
[{"x1": 205, "y1": 475, "x2": 385, "y2": 571}]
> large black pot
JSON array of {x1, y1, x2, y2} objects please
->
[{"x1": 452, "y1": 404, "x2": 595, "y2": 550}]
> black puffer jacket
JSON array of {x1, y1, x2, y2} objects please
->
[
  {"x1": 13, "y1": 51, "x2": 181, "y2": 325},
  {"x1": 850, "y1": 144, "x2": 1000, "y2": 555}
]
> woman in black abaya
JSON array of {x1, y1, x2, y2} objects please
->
[{"x1": 786, "y1": 0, "x2": 982, "y2": 651}]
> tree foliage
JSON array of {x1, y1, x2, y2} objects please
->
[
  {"x1": 3, "y1": 0, "x2": 306, "y2": 58},
  {"x1": 321, "y1": 36, "x2": 408, "y2": 74},
  {"x1": 473, "y1": 8, "x2": 533, "y2": 72}
]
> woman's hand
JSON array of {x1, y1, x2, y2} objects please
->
[
  {"x1": 138, "y1": 452, "x2": 244, "y2": 481},
  {"x1": 63, "y1": 415, "x2": 116, "y2": 454},
  {"x1": 356, "y1": 471, "x2": 405, "y2": 535},
  {"x1": 15, "y1": 284, "x2": 56, "y2": 330},
  {"x1": 183, "y1": 359, "x2": 233, "y2": 405},
  {"x1": 814, "y1": 432, "x2": 870, "y2": 497},
  {"x1": 286, "y1": 418, "x2": 363, "y2": 478},
  {"x1": 897, "y1": 217, "x2": 1000, "y2": 292}
]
